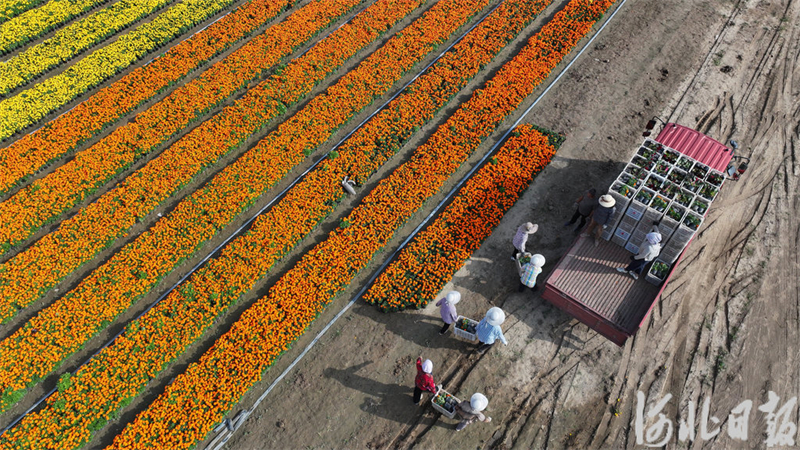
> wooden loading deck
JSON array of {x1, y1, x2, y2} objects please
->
[{"x1": 542, "y1": 236, "x2": 660, "y2": 346}]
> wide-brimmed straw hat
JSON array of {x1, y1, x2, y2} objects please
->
[{"x1": 598, "y1": 194, "x2": 616, "y2": 208}]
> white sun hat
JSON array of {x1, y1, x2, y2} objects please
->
[
  {"x1": 470, "y1": 393, "x2": 489, "y2": 412},
  {"x1": 485, "y1": 307, "x2": 505, "y2": 326},
  {"x1": 445, "y1": 291, "x2": 461, "y2": 305}
]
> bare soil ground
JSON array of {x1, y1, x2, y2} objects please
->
[{"x1": 217, "y1": 0, "x2": 800, "y2": 448}]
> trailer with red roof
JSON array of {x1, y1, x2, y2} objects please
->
[{"x1": 541, "y1": 123, "x2": 744, "y2": 346}]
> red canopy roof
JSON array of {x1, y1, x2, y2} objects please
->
[{"x1": 655, "y1": 123, "x2": 732, "y2": 172}]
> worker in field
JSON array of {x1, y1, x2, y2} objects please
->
[
  {"x1": 511, "y1": 222, "x2": 538, "y2": 260},
  {"x1": 435, "y1": 291, "x2": 460, "y2": 335},
  {"x1": 617, "y1": 224, "x2": 662, "y2": 280},
  {"x1": 455, "y1": 393, "x2": 492, "y2": 431},
  {"x1": 516, "y1": 252, "x2": 545, "y2": 292},
  {"x1": 582, "y1": 194, "x2": 616, "y2": 246},
  {"x1": 413, "y1": 357, "x2": 439, "y2": 404},
  {"x1": 563, "y1": 188, "x2": 598, "y2": 232},
  {"x1": 475, "y1": 307, "x2": 508, "y2": 353}
]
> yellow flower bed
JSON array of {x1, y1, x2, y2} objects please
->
[
  {"x1": 0, "y1": 0, "x2": 173, "y2": 96},
  {"x1": 0, "y1": 0, "x2": 112, "y2": 54},
  {"x1": 0, "y1": 0, "x2": 241, "y2": 140},
  {"x1": 0, "y1": 0, "x2": 47, "y2": 25}
]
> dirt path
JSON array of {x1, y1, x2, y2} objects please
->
[{"x1": 202, "y1": 0, "x2": 797, "y2": 448}]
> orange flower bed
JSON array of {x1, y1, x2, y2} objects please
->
[
  {"x1": 0, "y1": 0, "x2": 363, "y2": 252},
  {"x1": 0, "y1": 0, "x2": 288, "y2": 196},
  {"x1": 0, "y1": 0, "x2": 420, "y2": 324},
  {"x1": 102, "y1": 1, "x2": 613, "y2": 447},
  {"x1": 364, "y1": 125, "x2": 561, "y2": 311},
  {"x1": 0, "y1": 0, "x2": 542, "y2": 423}
]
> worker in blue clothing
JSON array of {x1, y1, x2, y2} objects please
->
[{"x1": 475, "y1": 307, "x2": 508, "y2": 353}]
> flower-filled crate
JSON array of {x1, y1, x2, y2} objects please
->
[
  {"x1": 637, "y1": 145, "x2": 659, "y2": 161},
  {"x1": 632, "y1": 155, "x2": 655, "y2": 171},
  {"x1": 662, "y1": 148, "x2": 680, "y2": 164},
  {"x1": 674, "y1": 189, "x2": 694, "y2": 208},
  {"x1": 690, "y1": 197, "x2": 709, "y2": 216},
  {"x1": 706, "y1": 170, "x2": 724, "y2": 187},
  {"x1": 698, "y1": 182, "x2": 718, "y2": 202},
  {"x1": 675, "y1": 155, "x2": 694, "y2": 172},
  {"x1": 432, "y1": 389, "x2": 461, "y2": 419},
  {"x1": 610, "y1": 181, "x2": 634, "y2": 208},
  {"x1": 690, "y1": 162, "x2": 709, "y2": 180},
  {"x1": 682, "y1": 175, "x2": 704, "y2": 194},
  {"x1": 653, "y1": 160, "x2": 672, "y2": 177},
  {"x1": 453, "y1": 316, "x2": 479, "y2": 342},
  {"x1": 645, "y1": 260, "x2": 671, "y2": 286},
  {"x1": 634, "y1": 187, "x2": 655, "y2": 206},
  {"x1": 658, "y1": 180, "x2": 679, "y2": 199},
  {"x1": 644, "y1": 174, "x2": 664, "y2": 191},
  {"x1": 650, "y1": 194, "x2": 670, "y2": 213},
  {"x1": 682, "y1": 210, "x2": 703, "y2": 232},
  {"x1": 624, "y1": 163, "x2": 648, "y2": 181},
  {"x1": 663, "y1": 204, "x2": 686, "y2": 229},
  {"x1": 667, "y1": 167, "x2": 686, "y2": 185},
  {"x1": 643, "y1": 138, "x2": 661, "y2": 151}
]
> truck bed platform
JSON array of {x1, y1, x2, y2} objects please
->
[{"x1": 543, "y1": 236, "x2": 658, "y2": 345}]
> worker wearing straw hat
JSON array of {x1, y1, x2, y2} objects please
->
[
  {"x1": 475, "y1": 307, "x2": 508, "y2": 353},
  {"x1": 455, "y1": 393, "x2": 492, "y2": 431},
  {"x1": 582, "y1": 194, "x2": 616, "y2": 247},
  {"x1": 511, "y1": 222, "x2": 538, "y2": 261}
]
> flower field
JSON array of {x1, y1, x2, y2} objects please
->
[
  {"x1": 363, "y1": 124, "x2": 561, "y2": 312},
  {"x1": 0, "y1": 0, "x2": 615, "y2": 447}
]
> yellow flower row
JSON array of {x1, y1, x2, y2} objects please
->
[
  {"x1": 0, "y1": 0, "x2": 112, "y2": 54},
  {"x1": 0, "y1": 0, "x2": 46, "y2": 25},
  {"x1": 0, "y1": 0, "x2": 173, "y2": 97},
  {"x1": 0, "y1": 0, "x2": 244, "y2": 140}
]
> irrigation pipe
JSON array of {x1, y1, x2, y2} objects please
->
[
  {"x1": 207, "y1": 0, "x2": 629, "y2": 448},
  {"x1": 0, "y1": 0, "x2": 502, "y2": 437}
]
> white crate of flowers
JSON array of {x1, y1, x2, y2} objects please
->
[
  {"x1": 645, "y1": 260, "x2": 671, "y2": 286},
  {"x1": 453, "y1": 316, "x2": 479, "y2": 342},
  {"x1": 431, "y1": 389, "x2": 461, "y2": 419}
]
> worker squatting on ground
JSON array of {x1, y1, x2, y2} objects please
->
[
  {"x1": 455, "y1": 393, "x2": 492, "y2": 431},
  {"x1": 413, "y1": 357, "x2": 439, "y2": 404},
  {"x1": 563, "y1": 188, "x2": 598, "y2": 232},
  {"x1": 435, "y1": 291, "x2": 460, "y2": 335},
  {"x1": 617, "y1": 224, "x2": 662, "y2": 280},
  {"x1": 582, "y1": 194, "x2": 616, "y2": 246},
  {"x1": 510, "y1": 222, "x2": 538, "y2": 260},
  {"x1": 475, "y1": 307, "x2": 508, "y2": 353},
  {"x1": 516, "y1": 252, "x2": 545, "y2": 292}
]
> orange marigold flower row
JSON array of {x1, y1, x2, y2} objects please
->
[
  {"x1": 363, "y1": 125, "x2": 561, "y2": 311},
  {"x1": 0, "y1": 0, "x2": 289, "y2": 196},
  {"x1": 103, "y1": 1, "x2": 614, "y2": 448},
  {"x1": 0, "y1": 0, "x2": 492, "y2": 439},
  {"x1": 0, "y1": 0, "x2": 363, "y2": 251},
  {"x1": 0, "y1": 0, "x2": 409, "y2": 324}
]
